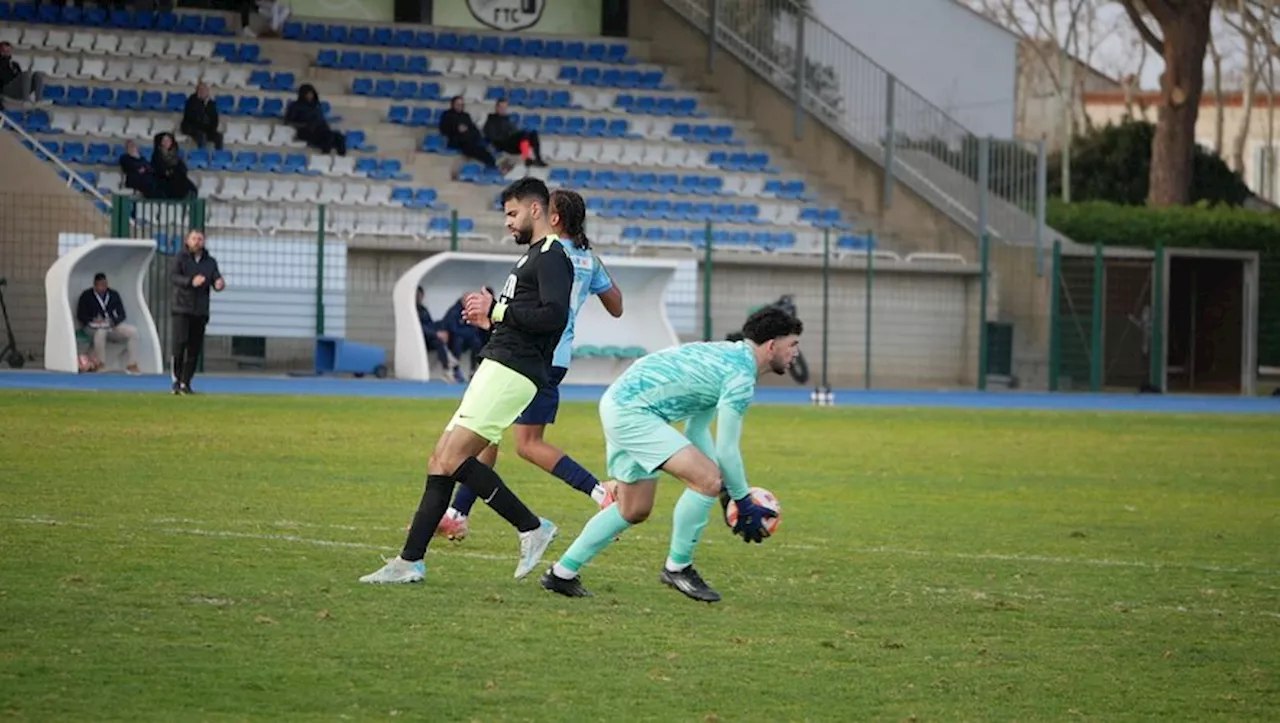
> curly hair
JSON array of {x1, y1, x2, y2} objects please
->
[{"x1": 549, "y1": 189, "x2": 591, "y2": 250}]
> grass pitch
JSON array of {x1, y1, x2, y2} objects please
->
[{"x1": 1, "y1": 390, "x2": 1278, "y2": 721}]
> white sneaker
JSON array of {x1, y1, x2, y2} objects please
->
[
  {"x1": 359, "y1": 557, "x2": 425, "y2": 584},
  {"x1": 514, "y1": 518, "x2": 557, "y2": 579}
]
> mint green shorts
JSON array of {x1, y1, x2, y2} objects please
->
[{"x1": 598, "y1": 394, "x2": 691, "y2": 483}]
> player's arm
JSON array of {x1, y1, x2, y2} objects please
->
[
  {"x1": 492, "y1": 252, "x2": 572, "y2": 333},
  {"x1": 713, "y1": 405, "x2": 750, "y2": 500},
  {"x1": 591, "y1": 257, "x2": 623, "y2": 318},
  {"x1": 684, "y1": 408, "x2": 717, "y2": 462}
]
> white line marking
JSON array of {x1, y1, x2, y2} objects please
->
[{"x1": 851, "y1": 545, "x2": 1280, "y2": 576}]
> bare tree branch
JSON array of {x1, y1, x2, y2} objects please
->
[{"x1": 1122, "y1": 0, "x2": 1166, "y2": 54}]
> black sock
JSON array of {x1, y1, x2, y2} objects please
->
[
  {"x1": 400, "y1": 474, "x2": 455, "y2": 562},
  {"x1": 455, "y1": 457, "x2": 540, "y2": 533}
]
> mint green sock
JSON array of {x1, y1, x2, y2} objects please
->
[
  {"x1": 668, "y1": 489, "x2": 716, "y2": 566},
  {"x1": 558, "y1": 504, "x2": 633, "y2": 573}
]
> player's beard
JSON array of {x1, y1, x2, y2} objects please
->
[
  {"x1": 770, "y1": 356, "x2": 789, "y2": 375},
  {"x1": 513, "y1": 222, "x2": 534, "y2": 246}
]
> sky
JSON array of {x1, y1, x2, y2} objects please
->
[{"x1": 959, "y1": 0, "x2": 1264, "y2": 91}]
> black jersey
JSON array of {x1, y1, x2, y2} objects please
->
[{"x1": 480, "y1": 235, "x2": 574, "y2": 387}]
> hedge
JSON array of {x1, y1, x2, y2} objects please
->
[{"x1": 1046, "y1": 201, "x2": 1279, "y2": 368}]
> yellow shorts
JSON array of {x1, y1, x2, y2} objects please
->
[{"x1": 445, "y1": 360, "x2": 538, "y2": 445}]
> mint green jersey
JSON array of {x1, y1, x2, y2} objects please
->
[{"x1": 602, "y1": 341, "x2": 758, "y2": 497}]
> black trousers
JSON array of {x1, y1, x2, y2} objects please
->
[
  {"x1": 493, "y1": 131, "x2": 542, "y2": 161},
  {"x1": 449, "y1": 135, "x2": 497, "y2": 168},
  {"x1": 172, "y1": 313, "x2": 208, "y2": 386},
  {"x1": 182, "y1": 124, "x2": 224, "y2": 151}
]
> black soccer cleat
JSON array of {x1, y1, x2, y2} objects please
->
[
  {"x1": 171, "y1": 381, "x2": 182, "y2": 395},
  {"x1": 540, "y1": 569, "x2": 592, "y2": 598},
  {"x1": 660, "y1": 566, "x2": 721, "y2": 603},
  {"x1": 180, "y1": 384, "x2": 196, "y2": 395}
]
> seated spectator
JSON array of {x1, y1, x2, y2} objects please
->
[
  {"x1": 119, "y1": 140, "x2": 162, "y2": 198},
  {"x1": 152, "y1": 132, "x2": 198, "y2": 199},
  {"x1": 438, "y1": 96, "x2": 500, "y2": 172},
  {"x1": 241, "y1": 0, "x2": 292, "y2": 38},
  {"x1": 285, "y1": 84, "x2": 346, "y2": 155},
  {"x1": 484, "y1": 98, "x2": 546, "y2": 167},
  {"x1": 436, "y1": 286, "x2": 493, "y2": 378},
  {"x1": 181, "y1": 82, "x2": 223, "y2": 151},
  {"x1": 416, "y1": 286, "x2": 463, "y2": 381},
  {"x1": 0, "y1": 41, "x2": 46, "y2": 106},
  {"x1": 76, "y1": 272, "x2": 140, "y2": 374}
]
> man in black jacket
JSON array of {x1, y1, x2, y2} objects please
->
[
  {"x1": 119, "y1": 140, "x2": 160, "y2": 198},
  {"x1": 170, "y1": 229, "x2": 225, "y2": 394},
  {"x1": 484, "y1": 98, "x2": 546, "y2": 167},
  {"x1": 76, "y1": 272, "x2": 140, "y2": 374},
  {"x1": 0, "y1": 42, "x2": 46, "y2": 106},
  {"x1": 437, "y1": 95, "x2": 498, "y2": 171},
  {"x1": 181, "y1": 82, "x2": 223, "y2": 150}
]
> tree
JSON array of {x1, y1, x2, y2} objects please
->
[
  {"x1": 1045, "y1": 119, "x2": 1252, "y2": 206},
  {"x1": 1121, "y1": 0, "x2": 1216, "y2": 206}
]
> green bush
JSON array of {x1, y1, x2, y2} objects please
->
[
  {"x1": 1047, "y1": 120, "x2": 1252, "y2": 207},
  {"x1": 1047, "y1": 200, "x2": 1279, "y2": 368}
]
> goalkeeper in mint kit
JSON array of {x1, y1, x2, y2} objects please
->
[{"x1": 540, "y1": 306, "x2": 803, "y2": 602}]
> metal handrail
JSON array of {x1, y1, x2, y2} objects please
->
[{"x1": 0, "y1": 109, "x2": 112, "y2": 208}]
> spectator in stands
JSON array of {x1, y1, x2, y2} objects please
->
[
  {"x1": 152, "y1": 132, "x2": 198, "y2": 199},
  {"x1": 416, "y1": 286, "x2": 460, "y2": 381},
  {"x1": 436, "y1": 285, "x2": 493, "y2": 378},
  {"x1": 119, "y1": 140, "x2": 162, "y2": 199},
  {"x1": 181, "y1": 82, "x2": 224, "y2": 151},
  {"x1": 438, "y1": 96, "x2": 500, "y2": 173},
  {"x1": 285, "y1": 84, "x2": 346, "y2": 155},
  {"x1": 76, "y1": 272, "x2": 141, "y2": 375},
  {"x1": 484, "y1": 98, "x2": 546, "y2": 168},
  {"x1": 241, "y1": 0, "x2": 292, "y2": 38},
  {"x1": 0, "y1": 42, "x2": 47, "y2": 107}
]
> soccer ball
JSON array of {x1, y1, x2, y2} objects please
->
[{"x1": 724, "y1": 486, "x2": 781, "y2": 536}]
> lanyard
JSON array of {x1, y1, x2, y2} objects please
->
[{"x1": 95, "y1": 291, "x2": 111, "y2": 314}]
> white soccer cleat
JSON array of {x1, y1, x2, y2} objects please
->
[
  {"x1": 359, "y1": 557, "x2": 426, "y2": 584},
  {"x1": 514, "y1": 518, "x2": 558, "y2": 579}
]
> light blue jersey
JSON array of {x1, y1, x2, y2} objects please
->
[
  {"x1": 552, "y1": 245, "x2": 613, "y2": 369},
  {"x1": 603, "y1": 341, "x2": 758, "y2": 496}
]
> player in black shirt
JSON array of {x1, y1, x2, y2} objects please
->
[{"x1": 361, "y1": 178, "x2": 573, "y2": 585}]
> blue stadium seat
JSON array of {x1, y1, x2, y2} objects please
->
[
  {"x1": 203, "y1": 16, "x2": 232, "y2": 36},
  {"x1": 501, "y1": 37, "x2": 522, "y2": 56},
  {"x1": 302, "y1": 23, "x2": 325, "y2": 42},
  {"x1": 208, "y1": 150, "x2": 234, "y2": 171},
  {"x1": 415, "y1": 30, "x2": 436, "y2": 49},
  {"x1": 392, "y1": 29, "x2": 415, "y2": 48},
  {"x1": 384, "y1": 54, "x2": 406, "y2": 74},
  {"x1": 626, "y1": 199, "x2": 651, "y2": 219},
  {"x1": 282, "y1": 153, "x2": 312, "y2": 175},
  {"x1": 390, "y1": 80, "x2": 417, "y2": 99},
  {"x1": 621, "y1": 226, "x2": 642, "y2": 241},
  {"x1": 282, "y1": 21, "x2": 303, "y2": 39},
  {"x1": 235, "y1": 96, "x2": 260, "y2": 117},
  {"x1": 61, "y1": 142, "x2": 86, "y2": 164},
  {"x1": 269, "y1": 73, "x2": 296, "y2": 92},
  {"x1": 239, "y1": 44, "x2": 266, "y2": 64},
  {"x1": 387, "y1": 105, "x2": 409, "y2": 124},
  {"x1": 164, "y1": 92, "x2": 186, "y2": 113},
  {"x1": 547, "y1": 168, "x2": 570, "y2": 185},
  {"x1": 217, "y1": 42, "x2": 240, "y2": 62},
  {"x1": 359, "y1": 52, "x2": 383, "y2": 73},
  {"x1": 565, "y1": 42, "x2": 586, "y2": 60},
  {"x1": 136, "y1": 90, "x2": 161, "y2": 112},
  {"x1": 412, "y1": 188, "x2": 443, "y2": 210},
  {"x1": 354, "y1": 158, "x2": 379, "y2": 176},
  {"x1": 371, "y1": 79, "x2": 395, "y2": 97},
  {"x1": 420, "y1": 82, "x2": 442, "y2": 100},
  {"x1": 522, "y1": 38, "x2": 544, "y2": 57},
  {"x1": 390, "y1": 187, "x2": 414, "y2": 206},
  {"x1": 84, "y1": 142, "x2": 111, "y2": 164},
  {"x1": 65, "y1": 86, "x2": 89, "y2": 107},
  {"x1": 86, "y1": 87, "x2": 113, "y2": 108},
  {"x1": 254, "y1": 152, "x2": 283, "y2": 173},
  {"x1": 261, "y1": 98, "x2": 284, "y2": 118},
  {"x1": 405, "y1": 55, "x2": 430, "y2": 75},
  {"x1": 780, "y1": 180, "x2": 807, "y2": 200},
  {"x1": 230, "y1": 151, "x2": 257, "y2": 172},
  {"x1": 351, "y1": 78, "x2": 374, "y2": 96},
  {"x1": 477, "y1": 35, "x2": 499, "y2": 54},
  {"x1": 175, "y1": 14, "x2": 202, "y2": 34},
  {"x1": 315, "y1": 49, "x2": 338, "y2": 68},
  {"x1": 457, "y1": 34, "x2": 480, "y2": 53},
  {"x1": 422, "y1": 135, "x2": 447, "y2": 153},
  {"x1": 346, "y1": 130, "x2": 375, "y2": 152},
  {"x1": 656, "y1": 175, "x2": 679, "y2": 194},
  {"x1": 23, "y1": 109, "x2": 50, "y2": 134},
  {"x1": 608, "y1": 44, "x2": 629, "y2": 64},
  {"x1": 568, "y1": 169, "x2": 592, "y2": 188},
  {"x1": 349, "y1": 27, "x2": 372, "y2": 46},
  {"x1": 326, "y1": 26, "x2": 347, "y2": 44},
  {"x1": 410, "y1": 106, "x2": 434, "y2": 126},
  {"x1": 42, "y1": 84, "x2": 65, "y2": 104},
  {"x1": 556, "y1": 66, "x2": 579, "y2": 84},
  {"x1": 248, "y1": 69, "x2": 272, "y2": 88},
  {"x1": 373, "y1": 27, "x2": 393, "y2": 46},
  {"x1": 628, "y1": 173, "x2": 656, "y2": 193}
]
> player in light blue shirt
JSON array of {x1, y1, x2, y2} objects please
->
[
  {"x1": 438, "y1": 190, "x2": 624, "y2": 541},
  {"x1": 541, "y1": 306, "x2": 803, "y2": 602}
]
